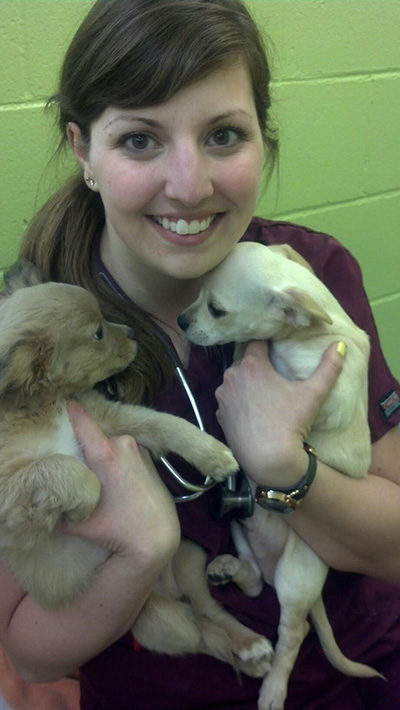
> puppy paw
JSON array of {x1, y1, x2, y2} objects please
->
[
  {"x1": 66, "y1": 471, "x2": 101, "y2": 523},
  {"x1": 67, "y1": 488, "x2": 100, "y2": 522},
  {"x1": 207, "y1": 554, "x2": 264, "y2": 597},
  {"x1": 235, "y1": 637, "x2": 274, "y2": 678},
  {"x1": 258, "y1": 677, "x2": 287, "y2": 710},
  {"x1": 207, "y1": 554, "x2": 240, "y2": 585},
  {"x1": 200, "y1": 443, "x2": 239, "y2": 482}
]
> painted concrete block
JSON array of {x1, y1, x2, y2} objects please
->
[
  {"x1": 0, "y1": 3, "x2": 26, "y2": 103},
  {"x1": 249, "y1": 0, "x2": 400, "y2": 80},
  {"x1": 0, "y1": 104, "x2": 74, "y2": 261},
  {"x1": 258, "y1": 192, "x2": 400, "y2": 300},
  {"x1": 257, "y1": 75, "x2": 400, "y2": 214}
]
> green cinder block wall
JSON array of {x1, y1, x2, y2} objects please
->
[{"x1": 0, "y1": 0, "x2": 399, "y2": 379}]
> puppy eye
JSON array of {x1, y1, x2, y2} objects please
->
[
  {"x1": 207, "y1": 302, "x2": 226, "y2": 319},
  {"x1": 94, "y1": 325, "x2": 104, "y2": 340}
]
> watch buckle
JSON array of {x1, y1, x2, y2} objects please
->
[{"x1": 267, "y1": 489, "x2": 301, "y2": 511}]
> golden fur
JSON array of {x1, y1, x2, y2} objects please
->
[{"x1": 0, "y1": 261, "x2": 273, "y2": 676}]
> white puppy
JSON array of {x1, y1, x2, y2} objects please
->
[{"x1": 178, "y1": 242, "x2": 382, "y2": 710}]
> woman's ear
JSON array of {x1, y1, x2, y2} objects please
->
[
  {"x1": 67, "y1": 121, "x2": 87, "y2": 164},
  {"x1": 67, "y1": 122, "x2": 98, "y2": 190}
]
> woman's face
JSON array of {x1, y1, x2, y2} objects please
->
[{"x1": 70, "y1": 61, "x2": 265, "y2": 289}]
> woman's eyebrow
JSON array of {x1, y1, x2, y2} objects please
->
[
  {"x1": 208, "y1": 110, "x2": 254, "y2": 124},
  {"x1": 104, "y1": 116, "x2": 161, "y2": 130},
  {"x1": 104, "y1": 109, "x2": 254, "y2": 131}
]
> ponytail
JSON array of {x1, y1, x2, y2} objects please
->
[{"x1": 19, "y1": 176, "x2": 174, "y2": 404}]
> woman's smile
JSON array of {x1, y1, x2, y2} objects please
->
[
  {"x1": 152, "y1": 214, "x2": 218, "y2": 236},
  {"x1": 148, "y1": 213, "x2": 224, "y2": 247}
]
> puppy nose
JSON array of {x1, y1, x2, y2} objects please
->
[
  {"x1": 177, "y1": 314, "x2": 189, "y2": 332},
  {"x1": 127, "y1": 327, "x2": 136, "y2": 340}
]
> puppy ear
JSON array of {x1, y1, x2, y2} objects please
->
[
  {"x1": 0, "y1": 332, "x2": 55, "y2": 397},
  {"x1": 269, "y1": 287, "x2": 333, "y2": 327},
  {"x1": 268, "y1": 244, "x2": 315, "y2": 274},
  {"x1": 3, "y1": 260, "x2": 43, "y2": 295}
]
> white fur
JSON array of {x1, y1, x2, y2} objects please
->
[
  {"x1": 28, "y1": 409, "x2": 83, "y2": 460},
  {"x1": 180, "y1": 242, "x2": 382, "y2": 709}
]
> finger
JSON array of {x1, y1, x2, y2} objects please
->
[
  {"x1": 66, "y1": 400, "x2": 106, "y2": 446},
  {"x1": 66, "y1": 400, "x2": 117, "y2": 470},
  {"x1": 243, "y1": 339, "x2": 270, "y2": 358},
  {"x1": 309, "y1": 341, "x2": 345, "y2": 399},
  {"x1": 137, "y1": 444, "x2": 154, "y2": 465}
]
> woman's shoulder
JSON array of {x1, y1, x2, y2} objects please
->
[
  {"x1": 242, "y1": 217, "x2": 366, "y2": 321},
  {"x1": 242, "y1": 217, "x2": 355, "y2": 280}
]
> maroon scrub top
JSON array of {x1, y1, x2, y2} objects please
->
[{"x1": 81, "y1": 219, "x2": 400, "y2": 710}]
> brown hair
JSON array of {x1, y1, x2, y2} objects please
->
[{"x1": 20, "y1": 0, "x2": 278, "y2": 404}]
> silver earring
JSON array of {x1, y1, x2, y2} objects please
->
[{"x1": 85, "y1": 176, "x2": 95, "y2": 187}]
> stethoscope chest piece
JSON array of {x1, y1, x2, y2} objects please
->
[
  {"x1": 161, "y1": 364, "x2": 254, "y2": 519},
  {"x1": 209, "y1": 470, "x2": 255, "y2": 520}
]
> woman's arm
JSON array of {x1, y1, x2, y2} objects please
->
[
  {"x1": 287, "y1": 426, "x2": 400, "y2": 581},
  {"x1": 215, "y1": 340, "x2": 400, "y2": 582},
  {"x1": 0, "y1": 403, "x2": 180, "y2": 683}
]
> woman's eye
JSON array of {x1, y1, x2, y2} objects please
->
[
  {"x1": 94, "y1": 325, "x2": 104, "y2": 340},
  {"x1": 208, "y1": 126, "x2": 248, "y2": 148},
  {"x1": 123, "y1": 133, "x2": 157, "y2": 152}
]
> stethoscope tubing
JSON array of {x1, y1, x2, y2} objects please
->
[
  {"x1": 159, "y1": 363, "x2": 254, "y2": 518},
  {"x1": 160, "y1": 366, "x2": 218, "y2": 502}
]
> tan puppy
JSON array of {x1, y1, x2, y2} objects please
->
[
  {"x1": 179, "y1": 242, "x2": 382, "y2": 709},
  {"x1": 0, "y1": 261, "x2": 273, "y2": 677}
]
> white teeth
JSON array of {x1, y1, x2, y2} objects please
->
[
  {"x1": 176, "y1": 219, "x2": 189, "y2": 235},
  {"x1": 162, "y1": 217, "x2": 173, "y2": 231},
  {"x1": 189, "y1": 220, "x2": 200, "y2": 235},
  {"x1": 154, "y1": 215, "x2": 216, "y2": 235}
]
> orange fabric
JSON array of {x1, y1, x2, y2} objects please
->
[{"x1": 0, "y1": 647, "x2": 80, "y2": 710}]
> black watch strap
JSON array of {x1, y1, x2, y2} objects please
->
[{"x1": 255, "y1": 443, "x2": 318, "y2": 514}]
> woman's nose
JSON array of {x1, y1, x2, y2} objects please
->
[{"x1": 164, "y1": 146, "x2": 214, "y2": 206}]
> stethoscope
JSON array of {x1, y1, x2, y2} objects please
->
[
  {"x1": 160, "y1": 363, "x2": 254, "y2": 520},
  {"x1": 96, "y1": 266, "x2": 254, "y2": 518}
]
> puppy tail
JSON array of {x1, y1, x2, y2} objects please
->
[{"x1": 310, "y1": 596, "x2": 385, "y2": 680}]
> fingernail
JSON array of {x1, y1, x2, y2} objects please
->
[{"x1": 336, "y1": 341, "x2": 347, "y2": 358}]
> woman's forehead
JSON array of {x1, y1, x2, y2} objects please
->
[{"x1": 92, "y1": 62, "x2": 257, "y2": 132}]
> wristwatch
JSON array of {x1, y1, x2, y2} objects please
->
[{"x1": 254, "y1": 443, "x2": 318, "y2": 514}]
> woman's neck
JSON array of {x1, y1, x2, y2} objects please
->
[{"x1": 99, "y1": 233, "x2": 201, "y2": 365}]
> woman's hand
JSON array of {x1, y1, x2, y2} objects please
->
[
  {"x1": 64, "y1": 401, "x2": 180, "y2": 561},
  {"x1": 215, "y1": 340, "x2": 344, "y2": 487}
]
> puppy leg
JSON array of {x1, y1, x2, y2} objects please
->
[
  {"x1": 258, "y1": 604, "x2": 310, "y2": 710},
  {"x1": 1, "y1": 456, "x2": 102, "y2": 609},
  {"x1": 173, "y1": 540, "x2": 273, "y2": 678},
  {"x1": 4, "y1": 454, "x2": 101, "y2": 542},
  {"x1": 207, "y1": 520, "x2": 263, "y2": 597},
  {"x1": 132, "y1": 592, "x2": 237, "y2": 668},
  {"x1": 6, "y1": 534, "x2": 109, "y2": 610},
  {"x1": 258, "y1": 533, "x2": 328, "y2": 710},
  {"x1": 82, "y1": 392, "x2": 239, "y2": 481}
]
